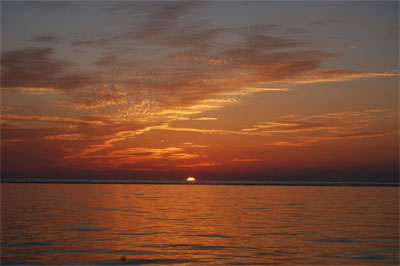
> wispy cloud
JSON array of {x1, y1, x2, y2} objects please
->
[
  {"x1": 177, "y1": 161, "x2": 218, "y2": 168},
  {"x1": 29, "y1": 34, "x2": 61, "y2": 44},
  {"x1": 4, "y1": 6, "x2": 396, "y2": 126},
  {"x1": 151, "y1": 124, "x2": 267, "y2": 137},
  {"x1": 1, "y1": 114, "x2": 105, "y2": 126},
  {"x1": 1, "y1": 47, "x2": 98, "y2": 91},
  {"x1": 61, "y1": 145, "x2": 202, "y2": 170},
  {"x1": 191, "y1": 117, "x2": 218, "y2": 121},
  {"x1": 259, "y1": 109, "x2": 399, "y2": 146},
  {"x1": 58, "y1": 85, "x2": 127, "y2": 109},
  {"x1": 28, "y1": 1, "x2": 71, "y2": 10},
  {"x1": 135, "y1": 2, "x2": 198, "y2": 40},
  {"x1": 52, "y1": 1, "x2": 395, "y2": 123},
  {"x1": 230, "y1": 158, "x2": 260, "y2": 162},
  {"x1": 182, "y1": 142, "x2": 208, "y2": 148},
  {"x1": 73, "y1": 37, "x2": 112, "y2": 46},
  {"x1": 1, "y1": 105, "x2": 18, "y2": 112},
  {"x1": 45, "y1": 134, "x2": 83, "y2": 141},
  {"x1": 95, "y1": 55, "x2": 117, "y2": 66},
  {"x1": 271, "y1": 140, "x2": 318, "y2": 147},
  {"x1": 244, "y1": 121, "x2": 328, "y2": 133},
  {"x1": 270, "y1": 131, "x2": 396, "y2": 147},
  {"x1": 0, "y1": 120, "x2": 20, "y2": 129}
]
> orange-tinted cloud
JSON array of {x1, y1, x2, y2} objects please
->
[
  {"x1": 60, "y1": 144, "x2": 202, "y2": 171},
  {"x1": 55, "y1": 1, "x2": 393, "y2": 119},
  {"x1": 177, "y1": 161, "x2": 218, "y2": 168},
  {"x1": 59, "y1": 85, "x2": 127, "y2": 109},
  {"x1": 259, "y1": 109, "x2": 398, "y2": 146},
  {"x1": 4, "y1": 8, "x2": 395, "y2": 123},
  {"x1": 45, "y1": 134, "x2": 83, "y2": 141},
  {"x1": 1, "y1": 114, "x2": 105, "y2": 126},
  {"x1": 1, "y1": 105, "x2": 18, "y2": 112},
  {"x1": 230, "y1": 158, "x2": 260, "y2": 162}
]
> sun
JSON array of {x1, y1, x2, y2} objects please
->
[{"x1": 186, "y1": 177, "x2": 196, "y2": 182}]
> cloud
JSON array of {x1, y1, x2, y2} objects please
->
[
  {"x1": 1, "y1": 114, "x2": 154, "y2": 173},
  {"x1": 154, "y1": 26, "x2": 227, "y2": 49},
  {"x1": 0, "y1": 124, "x2": 85, "y2": 175},
  {"x1": 223, "y1": 45, "x2": 394, "y2": 85},
  {"x1": 308, "y1": 14, "x2": 345, "y2": 26},
  {"x1": 1, "y1": 105, "x2": 18, "y2": 112},
  {"x1": 28, "y1": 1, "x2": 71, "y2": 9},
  {"x1": 247, "y1": 121, "x2": 328, "y2": 133},
  {"x1": 175, "y1": 54, "x2": 231, "y2": 65},
  {"x1": 29, "y1": 34, "x2": 61, "y2": 44},
  {"x1": 73, "y1": 37, "x2": 112, "y2": 46},
  {"x1": 95, "y1": 55, "x2": 117, "y2": 66},
  {"x1": 72, "y1": 2, "x2": 200, "y2": 48},
  {"x1": 61, "y1": 2, "x2": 396, "y2": 119},
  {"x1": 151, "y1": 123, "x2": 267, "y2": 137},
  {"x1": 145, "y1": 109, "x2": 397, "y2": 147},
  {"x1": 256, "y1": 109, "x2": 399, "y2": 146},
  {"x1": 59, "y1": 85, "x2": 127, "y2": 109},
  {"x1": 92, "y1": 29, "x2": 394, "y2": 122},
  {"x1": 308, "y1": 131, "x2": 395, "y2": 141},
  {"x1": 286, "y1": 69, "x2": 397, "y2": 84},
  {"x1": 1, "y1": 114, "x2": 105, "y2": 126},
  {"x1": 216, "y1": 87, "x2": 291, "y2": 96},
  {"x1": 182, "y1": 142, "x2": 208, "y2": 148},
  {"x1": 243, "y1": 34, "x2": 305, "y2": 50},
  {"x1": 45, "y1": 134, "x2": 83, "y2": 141},
  {"x1": 230, "y1": 158, "x2": 260, "y2": 162},
  {"x1": 0, "y1": 120, "x2": 20, "y2": 129},
  {"x1": 1, "y1": 47, "x2": 98, "y2": 91},
  {"x1": 107, "y1": 98, "x2": 236, "y2": 125},
  {"x1": 136, "y1": 2, "x2": 198, "y2": 39},
  {"x1": 1, "y1": 47, "x2": 65, "y2": 87},
  {"x1": 191, "y1": 117, "x2": 218, "y2": 121},
  {"x1": 177, "y1": 161, "x2": 218, "y2": 168},
  {"x1": 267, "y1": 131, "x2": 395, "y2": 147},
  {"x1": 131, "y1": 108, "x2": 397, "y2": 143},
  {"x1": 271, "y1": 140, "x2": 318, "y2": 147},
  {"x1": 61, "y1": 144, "x2": 202, "y2": 170},
  {"x1": 0, "y1": 125, "x2": 88, "y2": 152},
  {"x1": 109, "y1": 147, "x2": 190, "y2": 161}
]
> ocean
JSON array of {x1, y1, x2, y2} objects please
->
[{"x1": 1, "y1": 183, "x2": 399, "y2": 265}]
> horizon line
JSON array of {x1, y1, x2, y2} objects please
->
[{"x1": 1, "y1": 179, "x2": 398, "y2": 187}]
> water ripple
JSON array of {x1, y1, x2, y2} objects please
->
[
  {"x1": 352, "y1": 256, "x2": 392, "y2": 260},
  {"x1": 311, "y1": 238, "x2": 364, "y2": 243},
  {"x1": 85, "y1": 258, "x2": 210, "y2": 265},
  {"x1": 2, "y1": 242, "x2": 56, "y2": 247},
  {"x1": 190, "y1": 234, "x2": 236, "y2": 238}
]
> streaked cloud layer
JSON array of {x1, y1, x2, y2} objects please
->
[{"x1": 1, "y1": 1, "x2": 398, "y2": 182}]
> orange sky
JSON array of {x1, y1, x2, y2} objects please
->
[{"x1": 1, "y1": 1, "x2": 398, "y2": 182}]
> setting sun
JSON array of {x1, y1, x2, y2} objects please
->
[{"x1": 186, "y1": 177, "x2": 196, "y2": 182}]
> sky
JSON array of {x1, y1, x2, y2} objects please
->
[{"x1": 1, "y1": 1, "x2": 399, "y2": 182}]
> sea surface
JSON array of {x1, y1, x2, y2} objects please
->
[{"x1": 1, "y1": 183, "x2": 399, "y2": 265}]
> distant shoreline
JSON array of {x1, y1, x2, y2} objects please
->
[{"x1": 1, "y1": 179, "x2": 398, "y2": 187}]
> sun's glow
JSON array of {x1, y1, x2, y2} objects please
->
[{"x1": 186, "y1": 177, "x2": 196, "y2": 182}]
